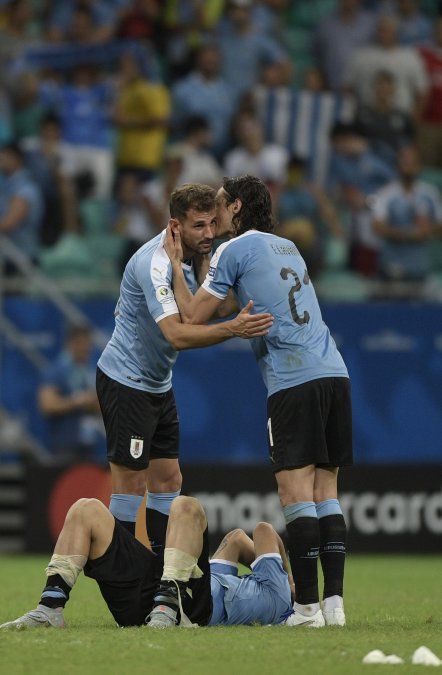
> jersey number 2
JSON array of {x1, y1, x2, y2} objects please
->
[{"x1": 280, "y1": 267, "x2": 310, "y2": 326}]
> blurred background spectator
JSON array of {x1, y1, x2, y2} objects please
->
[
  {"x1": 114, "y1": 51, "x2": 170, "y2": 181},
  {"x1": 345, "y1": 14, "x2": 429, "y2": 120},
  {"x1": 0, "y1": 0, "x2": 438, "y2": 295},
  {"x1": 372, "y1": 145, "x2": 441, "y2": 283},
  {"x1": 0, "y1": 142, "x2": 43, "y2": 273},
  {"x1": 37, "y1": 324, "x2": 104, "y2": 462}
]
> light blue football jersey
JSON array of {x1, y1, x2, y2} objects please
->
[
  {"x1": 202, "y1": 230, "x2": 348, "y2": 396},
  {"x1": 209, "y1": 556, "x2": 292, "y2": 626},
  {"x1": 98, "y1": 231, "x2": 198, "y2": 393}
]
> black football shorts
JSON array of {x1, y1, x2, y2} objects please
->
[
  {"x1": 267, "y1": 377, "x2": 353, "y2": 473},
  {"x1": 96, "y1": 367, "x2": 179, "y2": 470},
  {"x1": 84, "y1": 518, "x2": 212, "y2": 627}
]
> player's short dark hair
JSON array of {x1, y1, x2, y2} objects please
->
[
  {"x1": 222, "y1": 175, "x2": 275, "y2": 235},
  {"x1": 169, "y1": 184, "x2": 216, "y2": 221}
]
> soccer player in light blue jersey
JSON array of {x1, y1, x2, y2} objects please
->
[
  {"x1": 0, "y1": 495, "x2": 293, "y2": 630},
  {"x1": 96, "y1": 183, "x2": 272, "y2": 577},
  {"x1": 164, "y1": 175, "x2": 353, "y2": 628}
]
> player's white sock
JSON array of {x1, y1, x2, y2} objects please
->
[{"x1": 322, "y1": 595, "x2": 346, "y2": 626}]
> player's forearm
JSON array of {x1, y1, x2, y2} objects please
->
[
  {"x1": 171, "y1": 261, "x2": 198, "y2": 324},
  {"x1": 167, "y1": 320, "x2": 235, "y2": 350}
]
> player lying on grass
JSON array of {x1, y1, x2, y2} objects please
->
[{"x1": 0, "y1": 496, "x2": 296, "y2": 630}]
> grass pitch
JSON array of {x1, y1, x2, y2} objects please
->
[{"x1": 1, "y1": 555, "x2": 441, "y2": 675}]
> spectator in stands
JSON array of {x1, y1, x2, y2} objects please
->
[
  {"x1": 314, "y1": 0, "x2": 376, "y2": 91},
  {"x1": 372, "y1": 145, "x2": 441, "y2": 282},
  {"x1": 419, "y1": 17, "x2": 442, "y2": 166},
  {"x1": 41, "y1": 65, "x2": 114, "y2": 198},
  {"x1": 141, "y1": 143, "x2": 186, "y2": 229},
  {"x1": 178, "y1": 116, "x2": 222, "y2": 187},
  {"x1": 0, "y1": 143, "x2": 43, "y2": 273},
  {"x1": 355, "y1": 70, "x2": 415, "y2": 166},
  {"x1": 113, "y1": 172, "x2": 160, "y2": 271},
  {"x1": 171, "y1": 43, "x2": 236, "y2": 156},
  {"x1": 47, "y1": 1, "x2": 118, "y2": 44},
  {"x1": 114, "y1": 51, "x2": 170, "y2": 181},
  {"x1": 216, "y1": 0, "x2": 291, "y2": 100},
  {"x1": 117, "y1": 0, "x2": 161, "y2": 42},
  {"x1": 345, "y1": 14, "x2": 429, "y2": 120},
  {"x1": 0, "y1": 0, "x2": 41, "y2": 89},
  {"x1": 224, "y1": 113, "x2": 288, "y2": 186},
  {"x1": 22, "y1": 114, "x2": 76, "y2": 247},
  {"x1": 330, "y1": 123, "x2": 395, "y2": 196},
  {"x1": 396, "y1": 0, "x2": 433, "y2": 46},
  {"x1": 278, "y1": 156, "x2": 343, "y2": 277},
  {"x1": 12, "y1": 72, "x2": 46, "y2": 143},
  {"x1": 38, "y1": 325, "x2": 104, "y2": 462}
]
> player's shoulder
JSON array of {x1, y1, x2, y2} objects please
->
[
  {"x1": 131, "y1": 231, "x2": 172, "y2": 283},
  {"x1": 215, "y1": 230, "x2": 275, "y2": 257}
]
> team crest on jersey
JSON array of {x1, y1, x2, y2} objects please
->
[
  {"x1": 155, "y1": 286, "x2": 174, "y2": 304},
  {"x1": 130, "y1": 436, "x2": 144, "y2": 459}
]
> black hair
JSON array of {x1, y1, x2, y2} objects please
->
[
  {"x1": 184, "y1": 115, "x2": 210, "y2": 136},
  {"x1": 222, "y1": 175, "x2": 274, "y2": 235},
  {"x1": 0, "y1": 142, "x2": 25, "y2": 162},
  {"x1": 330, "y1": 122, "x2": 362, "y2": 141}
]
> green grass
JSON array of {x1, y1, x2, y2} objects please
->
[{"x1": 1, "y1": 556, "x2": 441, "y2": 675}]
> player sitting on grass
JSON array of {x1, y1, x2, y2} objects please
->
[{"x1": 0, "y1": 496, "x2": 295, "y2": 630}]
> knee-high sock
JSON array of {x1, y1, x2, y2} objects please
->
[
  {"x1": 146, "y1": 491, "x2": 180, "y2": 579},
  {"x1": 109, "y1": 494, "x2": 143, "y2": 535},
  {"x1": 284, "y1": 502, "x2": 319, "y2": 606},
  {"x1": 316, "y1": 499, "x2": 347, "y2": 599}
]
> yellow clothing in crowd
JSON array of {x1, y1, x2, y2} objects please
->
[{"x1": 117, "y1": 79, "x2": 170, "y2": 171}]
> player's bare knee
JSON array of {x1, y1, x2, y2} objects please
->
[
  {"x1": 171, "y1": 496, "x2": 206, "y2": 527},
  {"x1": 253, "y1": 522, "x2": 276, "y2": 541}
]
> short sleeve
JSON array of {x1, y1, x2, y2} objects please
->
[
  {"x1": 371, "y1": 188, "x2": 390, "y2": 221},
  {"x1": 135, "y1": 252, "x2": 180, "y2": 323},
  {"x1": 202, "y1": 242, "x2": 240, "y2": 299}
]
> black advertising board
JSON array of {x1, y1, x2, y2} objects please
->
[{"x1": 25, "y1": 463, "x2": 442, "y2": 553}]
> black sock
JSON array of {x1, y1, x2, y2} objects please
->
[
  {"x1": 319, "y1": 514, "x2": 347, "y2": 599},
  {"x1": 40, "y1": 574, "x2": 71, "y2": 609},
  {"x1": 286, "y1": 517, "x2": 320, "y2": 605},
  {"x1": 152, "y1": 579, "x2": 186, "y2": 618},
  {"x1": 116, "y1": 519, "x2": 136, "y2": 535},
  {"x1": 146, "y1": 508, "x2": 169, "y2": 581}
]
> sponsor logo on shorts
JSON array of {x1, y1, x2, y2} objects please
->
[
  {"x1": 155, "y1": 286, "x2": 174, "y2": 304},
  {"x1": 130, "y1": 436, "x2": 144, "y2": 459}
]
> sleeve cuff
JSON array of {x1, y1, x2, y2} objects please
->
[
  {"x1": 201, "y1": 280, "x2": 227, "y2": 300},
  {"x1": 155, "y1": 309, "x2": 180, "y2": 324}
]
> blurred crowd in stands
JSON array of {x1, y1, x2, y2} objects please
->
[{"x1": 0, "y1": 0, "x2": 441, "y2": 301}]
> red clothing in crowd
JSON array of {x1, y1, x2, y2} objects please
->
[{"x1": 420, "y1": 45, "x2": 442, "y2": 124}]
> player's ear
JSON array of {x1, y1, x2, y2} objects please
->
[
  {"x1": 169, "y1": 218, "x2": 180, "y2": 235},
  {"x1": 233, "y1": 198, "x2": 242, "y2": 214}
]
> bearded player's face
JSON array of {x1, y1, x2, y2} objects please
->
[{"x1": 176, "y1": 208, "x2": 216, "y2": 256}]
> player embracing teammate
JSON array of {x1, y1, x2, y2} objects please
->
[{"x1": 165, "y1": 175, "x2": 353, "y2": 627}]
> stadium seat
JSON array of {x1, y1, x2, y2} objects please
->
[
  {"x1": 286, "y1": 0, "x2": 337, "y2": 30},
  {"x1": 420, "y1": 168, "x2": 442, "y2": 193},
  {"x1": 85, "y1": 233, "x2": 124, "y2": 283},
  {"x1": 79, "y1": 199, "x2": 113, "y2": 236},
  {"x1": 323, "y1": 236, "x2": 348, "y2": 271},
  {"x1": 39, "y1": 233, "x2": 95, "y2": 279},
  {"x1": 430, "y1": 241, "x2": 442, "y2": 272},
  {"x1": 315, "y1": 270, "x2": 371, "y2": 301}
]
